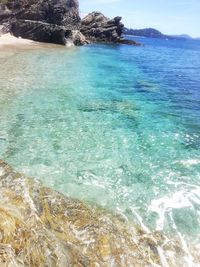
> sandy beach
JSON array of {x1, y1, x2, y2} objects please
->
[
  {"x1": 0, "y1": 33, "x2": 65, "y2": 50},
  {"x1": 0, "y1": 33, "x2": 35, "y2": 46}
]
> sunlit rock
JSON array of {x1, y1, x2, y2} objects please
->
[{"x1": 0, "y1": 160, "x2": 199, "y2": 266}]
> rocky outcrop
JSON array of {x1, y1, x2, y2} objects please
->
[
  {"x1": 80, "y1": 12, "x2": 140, "y2": 45},
  {"x1": 0, "y1": 159, "x2": 196, "y2": 266},
  {"x1": 0, "y1": 0, "x2": 88, "y2": 45},
  {"x1": 0, "y1": 0, "x2": 80, "y2": 27},
  {"x1": 0, "y1": 1, "x2": 139, "y2": 46},
  {"x1": 10, "y1": 20, "x2": 70, "y2": 45},
  {"x1": 81, "y1": 12, "x2": 124, "y2": 43},
  {"x1": 10, "y1": 19, "x2": 88, "y2": 45}
]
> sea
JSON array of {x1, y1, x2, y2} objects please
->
[{"x1": 0, "y1": 36, "x2": 200, "y2": 265}]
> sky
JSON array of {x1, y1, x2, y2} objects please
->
[{"x1": 79, "y1": 0, "x2": 200, "y2": 38}]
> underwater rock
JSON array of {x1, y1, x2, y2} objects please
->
[
  {"x1": 0, "y1": 159, "x2": 198, "y2": 266},
  {"x1": 119, "y1": 38, "x2": 141, "y2": 46}
]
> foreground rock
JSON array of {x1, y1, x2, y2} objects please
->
[
  {"x1": 0, "y1": 0, "x2": 80, "y2": 27},
  {"x1": 0, "y1": 0, "x2": 88, "y2": 45},
  {"x1": 0, "y1": 160, "x2": 199, "y2": 266},
  {"x1": 10, "y1": 20, "x2": 88, "y2": 45}
]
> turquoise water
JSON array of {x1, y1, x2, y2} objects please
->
[{"x1": 0, "y1": 39, "x2": 200, "y2": 247}]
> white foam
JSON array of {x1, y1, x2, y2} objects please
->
[
  {"x1": 65, "y1": 39, "x2": 75, "y2": 47},
  {"x1": 169, "y1": 213, "x2": 197, "y2": 267},
  {"x1": 130, "y1": 207, "x2": 150, "y2": 233},
  {"x1": 0, "y1": 167, "x2": 5, "y2": 177},
  {"x1": 148, "y1": 186, "x2": 200, "y2": 266},
  {"x1": 157, "y1": 246, "x2": 169, "y2": 267},
  {"x1": 130, "y1": 208, "x2": 171, "y2": 267},
  {"x1": 178, "y1": 159, "x2": 200, "y2": 167},
  {"x1": 149, "y1": 190, "x2": 193, "y2": 231}
]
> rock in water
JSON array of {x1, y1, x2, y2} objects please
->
[
  {"x1": 0, "y1": 0, "x2": 88, "y2": 45},
  {"x1": 0, "y1": 159, "x2": 199, "y2": 266},
  {"x1": 80, "y1": 11, "x2": 141, "y2": 45},
  {"x1": 119, "y1": 38, "x2": 142, "y2": 46},
  {"x1": 81, "y1": 12, "x2": 124, "y2": 43}
]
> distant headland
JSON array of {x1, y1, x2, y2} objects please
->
[{"x1": 124, "y1": 27, "x2": 199, "y2": 40}]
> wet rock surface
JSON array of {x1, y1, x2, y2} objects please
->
[{"x1": 0, "y1": 159, "x2": 199, "y2": 266}]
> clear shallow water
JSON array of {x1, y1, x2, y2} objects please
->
[{"x1": 0, "y1": 39, "x2": 200, "y2": 251}]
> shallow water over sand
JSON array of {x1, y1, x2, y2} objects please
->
[{"x1": 0, "y1": 38, "x2": 200, "y2": 265}]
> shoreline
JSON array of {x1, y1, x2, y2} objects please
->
[
  {"x1": 0, "y1": 33, "x2": 70, "y2": 50},
  {"x1": 0, "y1": 33, "x2": 35, "y2": 47},
  {"x1": 0, "y1": 32, "x2": 198, "y2": 266},
  {"x1": 0, "y1": 159, "x2": 199, "y2": 266}
]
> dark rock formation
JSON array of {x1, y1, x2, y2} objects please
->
[
  {"x1": 0, "y1": 1, "x2": 140, "y2": 46},
  {"x1": 81, "y1": 12, "x2": 124, "y2": 43},
  {"x1": 10, "y1": 19, "x2": 88, "y2": 45},
  {"x1": 0, "y1": 0, "x2": 80, "y2": 27},
  {"x1": 119, "y1": 38, "x2": 141, "y2": 46},
  {"x1": 10, "y1": 20, "x2": 69, "y2": 45},
  {"x1": 80, "y1": 12, "x2": 140, "y2": 46},
  {"x1": 0, "y1": 0, "x2": 88, "y2": 45}
]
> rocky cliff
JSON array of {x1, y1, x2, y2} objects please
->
[
  {"x1": 0, "y1": 0, "x2": 88, "y2": 45},
  {"x1": 80, "y1": 12, "x2": 140, "y2": 45},
  {"x1": 0, "y1": 0, "x2": 139, "y2": 46},
  {"x1": 0, "y1": 0, "x2": 80, "y2": 27}
]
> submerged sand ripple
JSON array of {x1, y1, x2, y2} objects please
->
[{"x1": 0, "y1": 160, "x2": 199, "y2": 266}]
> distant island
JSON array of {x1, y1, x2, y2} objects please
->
[{"x1": 123, "y1": 27, "x2": 198, "y2": 40}]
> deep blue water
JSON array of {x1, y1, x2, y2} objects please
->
[{"x1": 0, "y1": 37, "x2": 200, "y2": 252}]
